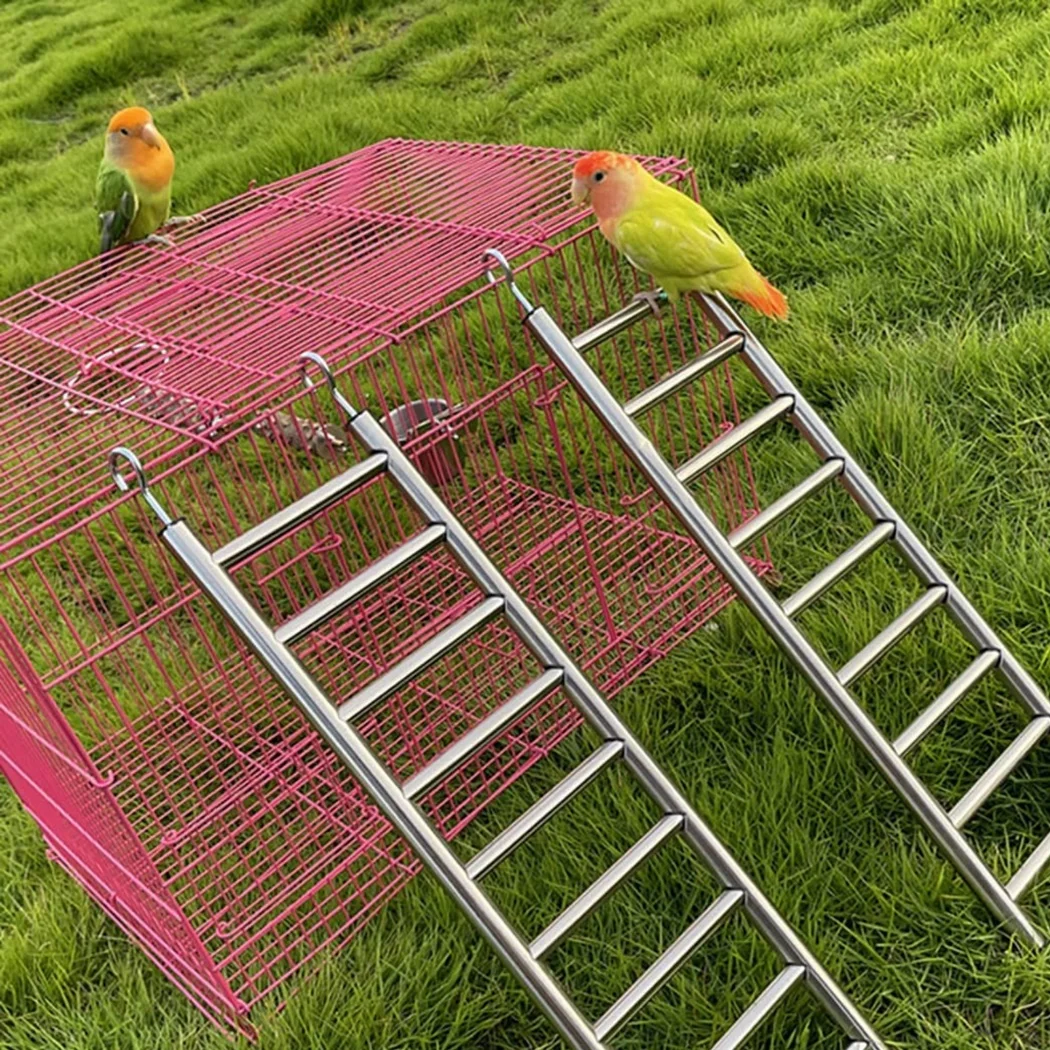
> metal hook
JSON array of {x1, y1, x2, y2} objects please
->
[
  {"x1": 299, "y1": 352, "x2": 337, "y2": 393},
  {"x1": 107, "y1": 446, "x2": 174, "y2": 527},
  {"x1": 299, "y1": 352, "x2": 359, "y2": 422},
  {"x1": 482, "y1": 249, "x2": 535, "y2": 314}
]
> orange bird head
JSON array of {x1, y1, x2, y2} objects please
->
[
  {"x1": 570, "y1": 151, "x2": 644, "y2": 220},
  {"x1": 104, "y1": 107, "x2": 172, "y2": 175}
]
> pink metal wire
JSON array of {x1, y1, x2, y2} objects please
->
[{"x1": 0, "y1": 139, "x2": 771, "y2": 1035}]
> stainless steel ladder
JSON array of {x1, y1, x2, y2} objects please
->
[
  {"x1": 481, "y1": 247, "x2": 1050, "y2": 949},
  {"x1": 108, "y1": 352, "x2": 884, "y2": 1050}
]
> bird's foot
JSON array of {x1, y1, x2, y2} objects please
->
[
  {"x1": 142, "y1": 233, "x2": 176, "y2": 248},
  {"x1": 630, "y1": 289, "x2": 667, "y2": 317},
  {"x1": 164, "y1": 213, "x2": 205, "y2": 227}
]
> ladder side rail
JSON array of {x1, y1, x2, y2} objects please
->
[
  {"x1": 519, "y1": 300, "x2": 1043, "y2": 949},
  {"x1": 700, "y1": 293, "x2": 1050, "y2": 722},
  {"x1": 157, "y1": 519, "x2": 604, "y2": 1050},
  {"x1": 361, "y1": 410, "x2": 886, "y2": 1050}
]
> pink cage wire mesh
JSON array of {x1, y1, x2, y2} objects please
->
[{"x1": 0, "y1": 138, "x2": 775, "y2": 1036}]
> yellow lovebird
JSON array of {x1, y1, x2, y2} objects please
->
[
  {"x1": 95, "y1": 107, "x2": 176, "y2": 253},
  {"x1": 571, "y1": 151, "x2": 789, "y2": 320}
]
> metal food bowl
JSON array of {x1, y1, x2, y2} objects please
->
[{"x1": 381, "y1": 398, "x2": 463, "y2": 488}]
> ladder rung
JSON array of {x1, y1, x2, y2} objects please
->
[
  {"x1": 337, "y1": 597, "x2": 504, "y2": 723},
  {"x1": 466, "y1": 740, "x2": 624, "y2": 881},
  {"x1": 1007, "y1": 827, "x2": 1050, "y2": 901},
  {"x1": 710, "y1": 964, "x2": 806, "y2": 1050},
  {"x1": 403, "y1": 669, "x2": 564, "y2": 801},
  {"x1": 728, "y1": 458, "x2": 844, "y2": 551},
  {"x1": 594, "y1": 888, "x2": 745, "y2": 1040},
  {"x1": 949, "y1": 716, "x2": 1050, "y2": 829},
  {"x1": 782, "y1": 521, "x2": 896, "y2": 619},
  {"x1": 894, "y1": 650, "x2": 1000, "y2": 757},
  {"x1": 213, "y1": 453, "x2": 388, "y2": 567},
  {"x1": 529, "y1": 814, "x2": 683, "y2": 961},
  {"x1": 677, "y1": 396, "x2": 794, "y2": 485},
  {"x1": 624, "y1": 334, "x2": 744, "y2": 418},
  {"x1": 572, "y1": 297, "x2": 658, "y2": 354},
  {"x1": 276, "y1": 525, "x2": 447, "y2": 644},
  {"x1": 837, "y1": 586, "x2": 947, "y2": 687}
]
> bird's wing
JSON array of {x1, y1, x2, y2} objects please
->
[
  {"x1": 95, "y1": 163, "x2": 138, "y2": 253},
  {"x1": 614, "y1": 182, "x2": 748, "y2": 280}
]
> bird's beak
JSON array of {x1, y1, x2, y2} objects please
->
[
  {"x1": 571, "y1": 177, "x2": 590, "y2": 208},
  {"x1": 140, "y1": 122, "x2": 161, "y2": 149}
]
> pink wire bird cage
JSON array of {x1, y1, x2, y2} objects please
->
[{"x1": 0, "y1": 139, "x2": 774, "y2": 1036}]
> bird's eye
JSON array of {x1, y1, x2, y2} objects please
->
[
  {"x1": 594, "y1": 171, "x2": 605, "y2": 182},
  {"x1": 119, "y1": 128, "x2": 129, "y2": 136}
]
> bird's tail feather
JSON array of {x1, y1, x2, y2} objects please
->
[{"x1": 731, "y1": 267, "x2": 790, "y2": 321}]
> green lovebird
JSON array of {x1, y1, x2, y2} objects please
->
[
  {"x1": 95, "y1": 106, "x2": 175, "y2": 253},
  {"x1": 571, "y1": 150, "x2": 789, "y2": 320}
]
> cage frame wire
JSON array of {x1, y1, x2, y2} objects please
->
[{"x1": 0, "y1": 138, "x2": 774, "y2": 1035}]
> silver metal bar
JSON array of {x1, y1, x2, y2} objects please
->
[
  {"x1": 782, "y1": 521, "x2": 896, "y2": 619},
  {"x1": 467, "y1": 741, "x2": 624, "y2": 881},
  {"x1": 524, "y1": 301, "x2": 1042, "y2": 950},
  {"x1": 213, "y1": 452, "x2": 387, "y2": 567},
  {"x1": 572, "y1": 297, "x2": 659, "y2": 354},
  {"x1": 403, "y1": 669, "x2": 563, "y2": 802},
  {"x1": 337, "y1": 597, "x2": 504, "y2": 723},
  {"x1": 1007, "y1": 828, "x2": 1050, "y2": 901},
  {"x1": 838, "y1": 586, "x2": 947, "y2": 687},
  {"x1": 529, "y1": 815, "x2": 683, "y2": 961},
  {"x1": 710, "y1": 965, "x2": 806, "y2": 1050},
  {"x1": 949, "y1": 716, "x2": 1050, "y2": 829},
  {"x1": 894, "y1": 650, "x2": 1000, "y2": 757},
  {"x1": 677, "y1": 395, "x2": 794, "y2": 485},
  {"x1": 157, "y1": 522, "x2": 603, "y2": 1050},
  {"x1": 728, "y1": 459, "x2": 844, "y2": 551},
  {"x1": 703, "y1": 292, "x2": 1050, "y2": 726},
  {"x1": 276, "y1": 524, "x2": 446, "y2": 644},
  {"x1": 624, "y1": 334, "x2": 744, "y2": 418},
  {"x1": 373, "y1": 407, "x2": 885, "y2": 1049},
  {"x1": 593, "y1": 889, "x2": 744, "y2": 1040}
]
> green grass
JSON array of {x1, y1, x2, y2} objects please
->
[{"x1": 7, "y1": 0, "x2": 1050, "y2": 1046}]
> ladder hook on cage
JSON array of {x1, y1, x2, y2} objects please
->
[
  {"x1": 299, "y1": 352, "x2": 361, "y2": 423},
  {"x1": 107, "y1": 445, "x2": 174, "y2": 527},
  {"x1": 482, "y1": 248, "x2": 535, "y2": 315}
]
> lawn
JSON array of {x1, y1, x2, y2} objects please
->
[{"x1": 6, "y1": 0, "x2": 1050, "y2": 1047}]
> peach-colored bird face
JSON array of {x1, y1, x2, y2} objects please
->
[
  {"x1": 570, "y1": 151, "x2": 639, "y2": 220},
  {"x1": 105, "y1": 107, "x2": 164, "y2": 163}
]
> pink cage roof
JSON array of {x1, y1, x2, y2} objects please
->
[{"x1": 0, "y1": 139, "x2": 689, "y2": 555}]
